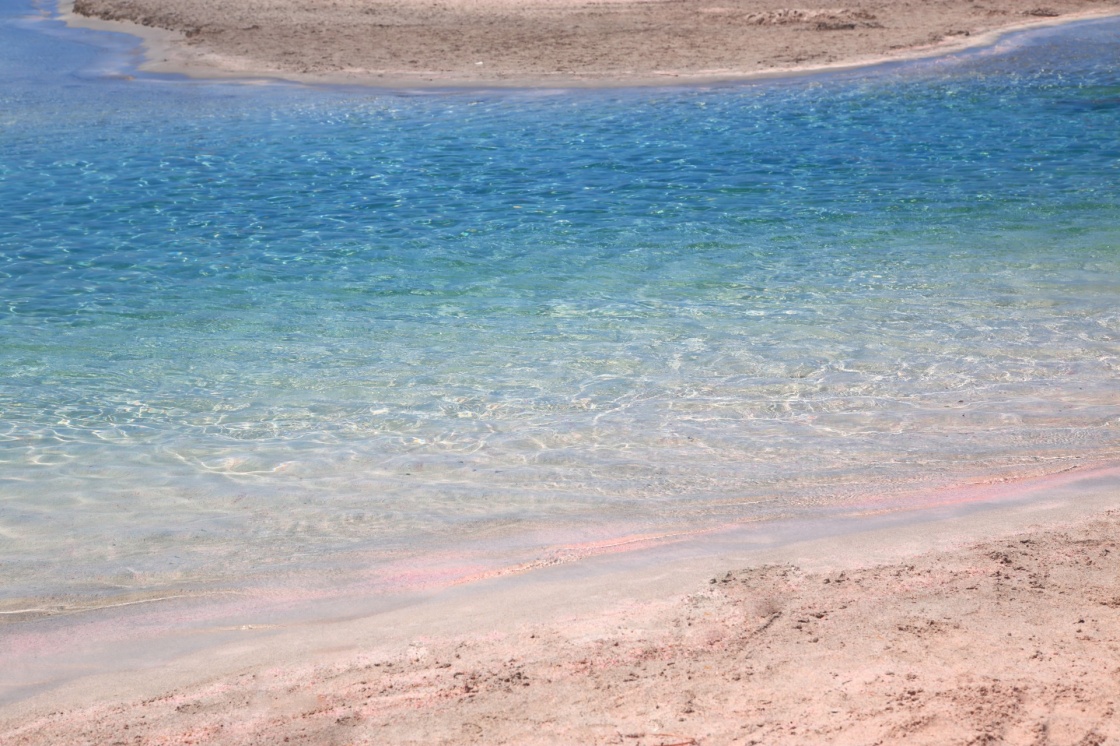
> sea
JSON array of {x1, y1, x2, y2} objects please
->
[{"x1": 1, "y1": 0, "x2": 1118, "y2": 701}]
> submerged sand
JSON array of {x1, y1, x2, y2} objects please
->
[
  {"x1": 67, "y1": 0, "x2": 1120, "y2": 86},
  {"x1": 3, "y1": 468, "x2": 1118, "y2": 744}
]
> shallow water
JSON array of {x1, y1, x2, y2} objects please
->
[{"x1": 1, "y1": 2, "x2": 1119, "y2": 608}]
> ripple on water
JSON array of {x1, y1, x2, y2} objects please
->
[{"x1": 0, "y1": 11, "x2": 1119, "y2": 598}]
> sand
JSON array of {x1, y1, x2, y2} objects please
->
[
  {"x1": 3, "y1": 466, "x2": 1118, "y2": 744},
  {"x1": 8, "y1": 4, "x2": 1120, "y2": 743},
  {"x1": 65, "y1": 0, "x2": 1120, "y2": 86}
]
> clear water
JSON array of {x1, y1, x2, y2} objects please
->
[{"x1": 1, "y1": 2, "x2": 1119, "y2": 604}]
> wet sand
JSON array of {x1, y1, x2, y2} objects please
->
[
  {"x1": 3, "y1": 465, "x2": 1118, "y2": 744},
  {"x1": 65, "y1": 0, "x2": 1120, "y2": 86}
]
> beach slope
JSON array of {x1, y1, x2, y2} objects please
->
[{"x1": 5, "y1": 476, "x2": 1119, "y2": 744}]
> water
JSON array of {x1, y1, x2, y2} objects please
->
[{"x1": 1, "y1": 1, "x2": 1119, "y2": 610}]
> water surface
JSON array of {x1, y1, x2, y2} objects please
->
[{"x1": 1, "y1": 3, "x2": 1118, "y2": 608}]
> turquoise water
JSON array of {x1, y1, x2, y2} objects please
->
[{"x1": 1, "y1": 2, "x2": 1119, "y2": 603}]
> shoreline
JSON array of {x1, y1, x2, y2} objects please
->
[
  {"x1": 0, "y1": 462, "x2": 1111, "y2": 705},
  {"x1": 5, "y1": 5, "x2": 1120, "y2": 741},
  {"x1": 56, "y1": 0, "x2": 1120, "y2": 89},
  {"x1": 2, "y1": 462, "x2": 1114, "y2": 705},
  {"x1": 3, "y1": 463, "x2": 1117, "y2": 742}
]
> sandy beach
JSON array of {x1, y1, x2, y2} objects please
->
[
  {"x1": 3, "y1": 466, "x2": 1119, "y2": 744},
  {"x1": 65, "y1": 0, "x2": 1120, "y2": 86},
  {"x1": 2, "y1": 2, "x2": 1117, "y2": 744}
]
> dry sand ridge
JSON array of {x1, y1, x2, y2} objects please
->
[{"x1": 67, "y1": 0, "x2": 1120, "y2": 86}]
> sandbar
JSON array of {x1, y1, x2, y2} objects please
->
[{"x1": 63, "y1": 0, "x2": 1120, "y2": 87}]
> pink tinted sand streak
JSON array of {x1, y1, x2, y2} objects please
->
[
  {"x1": 845, "y1": 461, "x2": 1120, "y2": 515},
  {"x1": 366, "y1": 461, "x2": 1120, "y2": 596}
]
